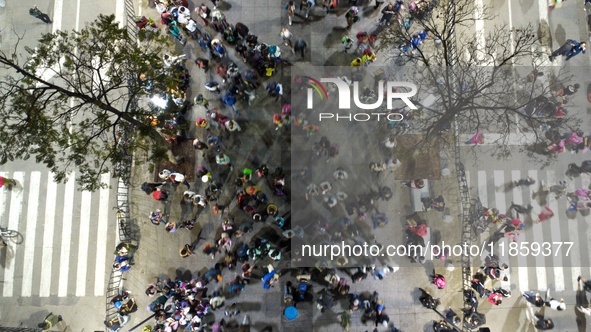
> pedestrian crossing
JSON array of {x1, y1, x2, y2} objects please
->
[
  {"x1": 0, "y1": 171, "x2": 117, "y2": 298},
  {"x1": 466, "y1": 169, "x2": 591, "y2": 293}
]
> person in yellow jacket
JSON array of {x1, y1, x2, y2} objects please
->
[
  {"x1": 350, "y1": 57, "x2": 363, "y2": 67},
  {"x1": 38, "y1": 313, "x2": 63, "y2": 331},
  {"x1": 362, "y1": 51, "x2": 377, "y2": 65}
]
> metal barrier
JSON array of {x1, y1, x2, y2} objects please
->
[
  {"x1": 104, "y1": 0, "x2": 139, "y2": 328},
  {"x1": 104, "y1": 177, "x2": 132, "y2": 330},
  {"x1": 453, "y1": 119, "x2": 474, "y2": 318}
]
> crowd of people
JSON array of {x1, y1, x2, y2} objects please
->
[
  {"x1": 99, "y1": 0, "x2": 591, "y2": 330},
  {"x1": 102, "y1": 0, "x2": 460, "y2": 329}
]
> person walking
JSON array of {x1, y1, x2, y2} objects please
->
[
  {"x1": 266, "y1": 81, "x2": 284, "y2": 102},
  {"x1": 342, "y1": 35, "x2": 354, "y2": 53},
  {"x1": 194, "y1": 94, "x2": 210, "y2": 110},
  {"x1": 286, "y1": 1, "x2": 296, "y2": 25},
  {"x1": 280, "y1": 28, "x2": 294, "y2": 50},
  {"x1": 300, "y1": 0, "x2": 315, "y2": 19},
  {"x1": 379, "y1": 3, "x2": 396, "y2": 26},
  {"x1": 38, "y1": 313, "x2": 62, "y2": 331},
  {"x1": 536, "y1": 205, "x2": 554, "y2": 223},
  {"x1": 216, "y1": 153, "x2": 233, "y2": 169},
  {"x1": 179, "y1": 243, "x2": 196, "y2": 258},
  {"x1": 466, "y1": 132, "x2": 484, "y2": 144},
  {"x1": 565, "y1": 41, "x2": 586, "y2": 60},
  {"x1": 577, "y1": 275, "x2": 591, "y2": 291},
  {"x1": 195, "y1": 58, "x2": 210, "y2": 72},
  {"x1": 29, "y1": 6, "x2": 52, "y2": 24},
  {"x1": 294, "y1": 38, "x2": 307, "y2": 59},
  {"x1": 345, "y1": 6, "x2": 360, "y2": 29},
  {"x1": 0, "y1": 175, "x2": 17, "y2": 190},
  {"x1": 549, "y1": 39, "x2": 586, "y2": 61},
  {"x1": 222, "y1": 92, "x2": 238, "y2": 115}
]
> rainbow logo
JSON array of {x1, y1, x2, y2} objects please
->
[{"x1": 303, "y1": 76, "x2": 329, "y2": 109}]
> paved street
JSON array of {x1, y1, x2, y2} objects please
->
[
  {"x1": 0, "y1": 164, "x2": 118, "y2": 328},
  {"x1": 0, "y1": 0, "x2": 126, "y2": 329},
  {"x1": 1, "y1": 0, "x2": 591, "y2": 330}
]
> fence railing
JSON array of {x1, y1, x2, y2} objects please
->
[{"x1": 104, "y1": 177, "x2": 132, "y2": 330}]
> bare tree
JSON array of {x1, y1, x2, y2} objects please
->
[{"x1": 376, "y1": 0, "x2": 581, "y2": 161}]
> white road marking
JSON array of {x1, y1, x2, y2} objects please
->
[
  {"x1": 94, "y1": 173, "x2": 111, "y2": 296},
  {"x1": 39, "y1": 173, "x2": 58, "y2": 297},
  {"x1": 528, "y1": 170, "x2": 547, "y2": 291},
  {"x1": 546, "y1": 170, "x2": 564, "y2": 291},
  {"x1": 75, "y1": 190, "x2": 92, "y2": 296},
  {"x1": 52, "y1": 0, "x2": 63, "y2": 33},
  {"x1": 21, "y1": 171, "x2": 41, "y2": 297},
  {"x1": 3, "y1": 171, "x2": 25, "y2": 297},
  {"x1": 116, "y1": 0, "x2": 125, "y2": 28},
  {"x1": 58, "y1": 173, "x2": 76, "y2": 297}
]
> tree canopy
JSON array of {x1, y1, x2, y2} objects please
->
[{"x1": 0, "y1": 14, "x2": 182, "y2": 190}]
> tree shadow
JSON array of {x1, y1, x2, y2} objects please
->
[{"x1": 553, "y1": 24, "x2": 566, "y2": 48}]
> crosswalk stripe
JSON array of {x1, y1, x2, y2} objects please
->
[
  {"x1": 468, "y1": 168, "x2": 591, "y2": 293},
  {"x1": 493, "y1": 170, "x2": 506, "y2": 212},
  {"x1": 546, "y1": 170, "x2": 565, "y2": 292},
  {"x1": 515, "y1": 170, "x2": 529, "y2": 292},
  {"x1": 567, "y1": 222, "x2": 581, "y2": 291},
  {"x1": 76, "y1": 190, "x2": 92, "y2": 297},
  {"x1": 21, "y1": 171, "x2": 41, "y2": 297},
  {"x1": 3, "y1": 171, "x2": 25, "y2": 297},
  {"x1": 95, "y1": 173, "x2": 111, "y2": 296},
  {"x1": 0, "y1": 170, "x2": 115, "y2": 298},
  {"x1": 58, "y1": 173, "x2": 76, "y2": 297},
  {"x1": 477, "y1": 171, "x2": 488, "y2": 206},
  {"x1": 39, "y1": 172, "x2": 58, "y2": 297},
  {"x1": 529, "y1": 170, "x2": 547, "y2": 291}
]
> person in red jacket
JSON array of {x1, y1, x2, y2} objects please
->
[
  {"x1": 0, "y1": 176, "x2": 17, "y2": 189},
  {"x1": 488, "y1": 292, "x2": 502, "y2": 305}
]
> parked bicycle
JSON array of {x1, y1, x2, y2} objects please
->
[{"x1": 0, "y1": 227, "x2": 19, "y2": 246}]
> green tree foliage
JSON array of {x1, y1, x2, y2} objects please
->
[{"x1": 0, "y1": 14, "x2": 180, "y2": 190}]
